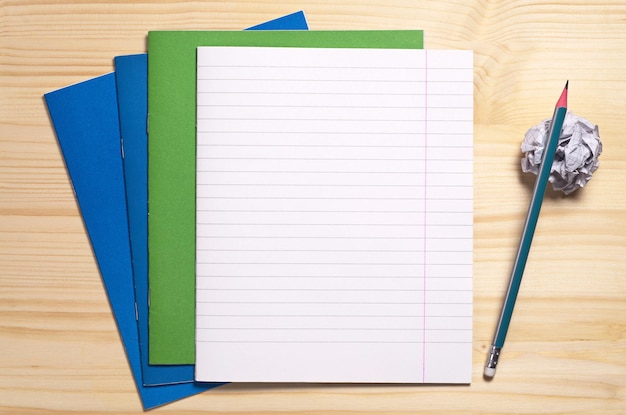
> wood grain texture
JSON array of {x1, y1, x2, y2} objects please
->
[{"x1": 1, "y1": 0, "x2": 625, "y2": 413}]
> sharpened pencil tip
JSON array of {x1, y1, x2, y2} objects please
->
[{"x1": 556, "y1": 81, "x2": 569, "y2": 108}]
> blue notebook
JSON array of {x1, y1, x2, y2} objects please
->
[
  {"x1": 114, "y1": 11, "x2": 308, "y2": 387},
  {"x1": 44, "y1": 73, "x2": 222, "y2": 409}
]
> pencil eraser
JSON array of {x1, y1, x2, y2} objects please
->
[
  {"x1": 521, "y1": 111, "x2": 602, "y2": 195},
  {"x1": 484, "y1": 366, "x2": 496, "y2": 378}
]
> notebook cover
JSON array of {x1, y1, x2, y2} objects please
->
[
  {"x1": 193, "y1": 46, "x2": 474, "y2": 384},
  {"x1": 114, "y1": 11, "x2": 309, "y2": 386},
  {"x1": 148, "y1": 30, "x2": 424, "y2": 364},
  {"x1": 44, "y1": 73, "x2": 223, "y2": 409}
]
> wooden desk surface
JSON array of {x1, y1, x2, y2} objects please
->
[{"x1": 1, "y1": 1, "x2": 625, "y2": 413}]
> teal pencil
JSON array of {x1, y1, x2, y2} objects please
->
[{"x1": 485, "y1": 81, "x2": 569, "y2": 378}]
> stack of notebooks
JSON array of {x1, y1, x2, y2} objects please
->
[{"x1": 44, "y1": 11, "x2": 474, "y2": 410}]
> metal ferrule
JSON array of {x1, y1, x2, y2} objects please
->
[{"x1": 486, "y1": 345, "x2": 501, "y2": 370}]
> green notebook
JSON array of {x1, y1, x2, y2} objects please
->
[{"x1": 148, "y1": 30, "x2": 424, "y2": 364}]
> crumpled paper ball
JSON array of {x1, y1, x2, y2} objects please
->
[{"x1": 521, "y1": 111, "x2": 602, "y2": 195}]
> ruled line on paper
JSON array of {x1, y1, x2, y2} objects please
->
[{"x1": 195, "y1": 47, "x2": 473, "y2": 383}]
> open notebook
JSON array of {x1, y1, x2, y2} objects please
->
[{"x1": 195, "y1": 46, "x2": 473, "y2": 383}]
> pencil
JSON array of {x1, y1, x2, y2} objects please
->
[{"x1": 484, "y1": 81, "x2": 569, "y2": 378}]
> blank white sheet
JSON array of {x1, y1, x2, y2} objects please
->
[{"x1": 195, "y1": 47, "x2": 473, "y2": 383}]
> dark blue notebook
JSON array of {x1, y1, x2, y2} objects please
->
[
  {"x1": 44, "y1": 10, "x2": 308, "y2": 408},
  {"x1": 114, "y1": 10, "x2": 308, "y2": 387},
  {"x1": 44, "y1": 73, "x2": 222, "y2": 409}
]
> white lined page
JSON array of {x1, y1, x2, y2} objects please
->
[{"x1": 195, "y1": 47, "x2": 473, "y2": 383}]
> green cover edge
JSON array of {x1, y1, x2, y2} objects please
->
[{"x1": 147, "y1": 30, "x2": 424, "y2": 364}]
